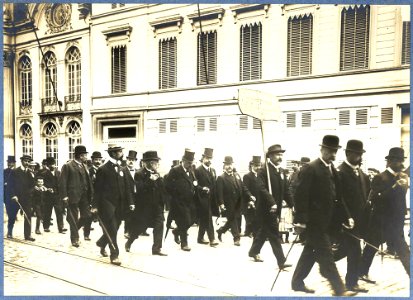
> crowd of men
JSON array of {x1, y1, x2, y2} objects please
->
[{"x1": 3, "y1": 134, "x2": 410, "y2": 296}]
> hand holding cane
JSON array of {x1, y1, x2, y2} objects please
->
[{"x1": 12, "y1": 197, "x2": 31, "y2": 226}]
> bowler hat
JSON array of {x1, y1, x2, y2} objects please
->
[
  {"x1": 202, "y1": 148, "x2": 214, "y2": 159},
  {"x1": 267, "y1": 144, "x2": 286, "y2": 154},
  {"x1": 182, "y1": 150, "x2": 195, "y2": 162},
  {"x1": 7, "y1": 156, "x2": 16, "y2": 163},
  {"x1": 171, "y1": 160, "x2": 180, "y2": 168},
  {"x1": 46, "y1": 156, "x2": 56, "y2": 165},
  {"x1": 223, "y1": 156, "x2": 234, "y2": 164},
  {"x1": 367, "y1": 167, "x2": 380, "y2": 173},
  {"x1": 300, "y1": 157, "x2": 311, "y2": 164},
  {"x1": 20, "y1": 154, "x2": 32, "y2": 161},
  {"x1": 142, "y1": 151, "x2": 161, "y2": 161},
  {"x1": 250, "y1": 156, "x2": 261, "y2": 166},
  {"x1": 42, "y1": 159, "x2": 47, "y2": 165},
  {"x1": 320, "y1": 135, "x2": 341, "y2": 150},
  {"x1": 91, "y1": 151, "x2": 103, "y2": 159},
  {"x1": 74, "y1": 145, "x2": 88, "y2": 155},
  {"x1": 345, "y1": 140, "x2": 365, "y2": 153},
  {"x1": 385, "y1": 147, "x2": 406, "y2": 160},
  {"x1": 106, "y1": 144, "x2": 124, "y2": 152},
  {"x1": 126, "y1": 150, "x2": 138, "y2": 160}
]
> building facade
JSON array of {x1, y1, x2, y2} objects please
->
[{"x1": 3, "y1": 3, "x2": 410, "y2": 174}]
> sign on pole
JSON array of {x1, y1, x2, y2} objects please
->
[{"x1": 238, "y1": 88, "x2": 281, "y2": 121}]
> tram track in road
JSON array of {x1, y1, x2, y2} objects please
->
[{"x1": 5, "y1": 237, "x2": 235, "y2": 296}]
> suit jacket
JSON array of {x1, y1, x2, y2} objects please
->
[
  {"x1": 195, "y1": 165, "x2": 219, "y2": 217},
  {"x1": 124, "y1": 167, "x2": 138, "y2": 201},
  {"x1": 42, "y1": 169, "x2": 61, "y2": 201},
  {"x1": 294, "y1": 158, "x2": 345, "y2": 232},
  {"x1": 9, "y1": 166, "x2": 35, "y2": 204},
  {"x1": 92, "y1": 161, "x2": 134, "y2": 222},
  {"x1": 243, "y1": 172, "x2": 260, "y2": 213},
  {"x1": 259, "y1": 163, "x2": 293, "y2": 218},
  {"x1": 89, "y1": 166, "x2": 99, "y2": 186},
  {"x1": 165, "y1": 165, "x2": 198, "y2": 227},
  {"x1": 4, "y1": 168, "x2": 14, "y2": 205},
  {"x1": 216, "y1": 172, "x2": 252, "y2": 218},
  {"x1": 59, "y1": 160, "x2": 93, "y2": 204}
]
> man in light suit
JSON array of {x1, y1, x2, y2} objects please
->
[{"x1": 59, "y1": 145, "x2": 93, "y2": 247}]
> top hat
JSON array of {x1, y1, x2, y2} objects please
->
[
  {"x1": 223, "y1": 156, "x2": 234, "y2": 164},
  {"x1": 267, "y1": 144, "x2": 286, "y2": 154},
  {"x1": 202, "y1": 148, "x2": 214, "y2": 159},
  {"x1": 74, "y1": 145, "x2": 88, "y2": 155},
  {"x1": 126, "y1": 150, "x2": 138, "y2": 160},
  {"x1": 182, "y1": 150, "x2": 195, "y2": 162},
  {"x1": 91, "y1": 151, "x2": 103, "y2": 159},
  {"x1": 20, "y1": 154, "x2": 32, "y2": 161},
  {"x1": 106, "y1": 144, "x2": 124, "y2": 152},
  {"x1": 345, "y1": 140, "x2": 366, "y2": 153},
  {"x1": 385, "y1": 147, "x2": 406, "y2": 160},
  {"x1": 7, "y1": 155, "x2": 16, "y2": 163},
  {"x1": 171, "y1": 160, "x2": 180, "y2": 168},
  {"x1": 250, "y1": 156, "x2": 261, "y2": 166},
  {"x1": 142, "y1": 151, "x2": 161, "y2": 161},
  {"x1": 46, "y1": 156, "x2": 56, "y2": 165},
  {"x1": 320, "y1": 135, "x2": 341, "y2": 150}
]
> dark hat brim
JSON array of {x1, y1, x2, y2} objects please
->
[
  {"x1": 345, "y1": 147, "x2": 366, "y2": 153},
  {"x1": 320, "y1": 144, "x2": 342, "y2": 150},
  {"x1": 106, "y1": 147, "x2": 124, "y2": 152},
  {"x1": 267, "y1": 149, "x2": 286, "y2": 154},
  {"x1": 385, "y1": 155, "x2": 406, "y2": 160}
]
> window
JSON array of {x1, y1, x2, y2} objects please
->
[
  {"x1": 209, "y1": 117, "x2": 217, "y2": 131},
  {"x1": 43, "y1": 52, "x2": 57, "y2": 104},
  {"x1": 252, "y1": 118, "x2": 261, "y2": 130},
  {"x1": 402, "y1": 21, "x2": 410, "y2": 65},
  {"x1": 197, "y1": 118, "x2": 206, "y2": 132},
  {"x1": 287, "y1": 14, "x2": 313, "y2": 76},
  {"x1": 159, "y1": 119, "x2": 178, "y2": 133},
  {"x1": 240, "y1": 22, "x2": 262, "y2": 81},
  {"x1": 340, "y1": 5, "x2": 370, "y2": 71},
  {"x1": 356, "y1": 109, "x2": 368, "y2": 125},
  {"x1": 44, "y1": 123, "x2": 59, "y2": 165},
  {"x1": 111, "y1": 45, "x2": 126, "y2": 93},
  {"x1": 19, "y1": 56, "x2": 32, "y2": 109},
  {"x1": 111, "y1": 3, "x2": 124, "y2": 9},
  {"x1": 381, "y1": 107, "x2": 393, "y2": 124},
  {"x1": 20, "y1": 124, "x2": 33, "y2": 158},
  {"x1": 67, "y1": 121, "x2": 82, "y2": 160},
  {"x1": 239, "y1": 115, "x2": 248, "y2": 130},
  {"x1": 339, "y1": 110, "x2": 350, "y2": 126},
  {"x1": 159, "y1": 38, "x2": 177, "y2": 89},
  {"x1": 66, "y1": 47, "x2": 81, "y2": 100},
  {"x1": 197, "y1": 117, "x2": 218, "y2": 132},
  {"x1": 170, "y1": 120, "x2": 178, "y2": 133},
  {"x1": 286, "y1": 113, "x2": 296, "y2": 128},
  {"x1": 301, "y1": 112, "x2": 312, "y2": 127},
  {"x1": 159, "y1": 120, "x2": 166, "y2": 133},
  {"x1": 197, "y1": 31, "x2": 217, "y2": 85}
]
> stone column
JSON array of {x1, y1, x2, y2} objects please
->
[{"x1": 3, "y1": 50, "x2": 15, "y2": 161}]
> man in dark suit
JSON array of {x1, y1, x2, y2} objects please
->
[
  {"x1": 41, "y1": 157, "x2": 65, "y2": 233},
  {"x1": 359, "y1": 147, "x2": 410, "y2": 280},
  {"x1": 242, "y1": 156, "x2": 261, "y2": 238},
  {"x1": 216, "y1": 156, "x2": 255, "y2": 246},
  {"x1": 126, "y1": 151, "x2": 167, "y2": 256},
  {"x1": 333, "y1": 140, "x2": 370, "y2": 292},
  {"x1": 123, "y1": 150, "x2": 138, "y2": 239},
  {"x1": 91, "y1": 144, "x2": 134, "y2": 265},
  {"x1": 59, "y1": 145, "x2": 93, "y2": 247},
  {"x1": 9, "y1": 155, "x2": 35, "y2": 241},
  {"x1": 195, "y1": 148, "x2": 219, "y2": 247},
  {"x1": 291, "y1": 135, "x2": 356, "y2": 296},
  {"x1": 4, "y1": 155, "x2": 17, "y2": 238},
  {"x1": 165, "y1": 149, "x2": 199, "y2": 251}
]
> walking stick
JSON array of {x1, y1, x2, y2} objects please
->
[
  {"x1": 14, "y1": 199, "x2": 31, "y2": 226},
  {"x1": 342, "y1": 230, "x2": 387, "y2": 256},
  {"x1": 66, "y1": 205, "x2": 79, "y2": 232},
  {"x1": 270, "y1": 234, "x2": 299, "y2": 291},
  {"x1": 96, "y1": 214, "x2": 116, "y2": 250}
]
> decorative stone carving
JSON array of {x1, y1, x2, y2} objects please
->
[
  {"x1": 45, "y1": 4, "x2": 72, "y2": 34},
  {"x1": 78, "y1": 3, "x2": 91, "y2": 20},
  {"x1": 3, "y1": 51, "x2": 14, "y2": 68}
]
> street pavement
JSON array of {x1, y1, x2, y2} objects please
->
[{"x1": 3, "y1": 211, "x2": 411, "y2": 297}]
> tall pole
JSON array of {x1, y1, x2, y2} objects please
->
[{"x1": 260, "y1": 120, "x2": 272, "y2": 195}]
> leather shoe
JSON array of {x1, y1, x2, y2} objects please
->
[
  {"x1": 84, "y1": 236, "x2": 91, "y2": 241},
  {"x1": 7, "y1": 233, "x2": 13, "y2": 239},
  {"x1": 250, "y1": 254, "x2": 264, "y2": 262},
  {"x1": 216, "y1": 230, "x2": 223, "y2": 242},
  {"x1": 140, "y1": 231, "x2": 150, "y2": 236},
  {"x1": 197, "y1": 239, "x2": 209, "y2": 245},
  {"x1": 35, "y1": 229, "x2": 41, "y2": 234},
  {"x1": 110, "y1": 258, "x2": 121, "y2": 266},
  {"x1": 333, "y1": 290, "x2": 357, "y2": 296},
  {"x1": 100, "y1": 247, "x2": 108, "y2": 257},
  {"x1": 125, "y1": 240, "x2": 132, "y2": 252},
  {"x1": 152, "y1": 250, "x2": 168, "y2": 256},
  {"x1": 61, "y1": 228, "x2": 68, "y2": 232},
  {"x1": 72, "y1": 241, "x2": 80, "y2": 247},
  {"x1": 346, "y1": 285, "x2": 368, "y2": 293},
  {"x1": 359, "y1": 274, "x2": 376, "y2": 284},
  {"x1": 58, "y1": 230, "x2": 66, "y2": 234},
  {"x1": 172, "y1": 229, "x2": 180, "y2": 244},
  {"x1": 234, "y1": 240, "x2": 241, "y2": 246},
  {"x1": 25, "y1": 236, "x2": 35, "y2": 242},
  {"x1": 292, "y1": 285, "x2": 315, "y2": 294},
  {"x1": 279, "y1": 263, "x2": 292, "y2": 270},
  {"x1": 210, "y1": 240, "x2": 219, "y2": 247},
  {"x1": 181, "y1": 245, "x2": 191, "y2": 251},
  {"x1": 44, "y1": 228, "x2": 50, "y2": 232}
]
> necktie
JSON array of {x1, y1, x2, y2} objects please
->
[{"x1": 354, "y1": 168, "x2": 359, "y2": 177}]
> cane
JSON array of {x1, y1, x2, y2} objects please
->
[
  {"x1": 96, "y1": 214, "x2": 116, "y2": 251},
  {"x1": 342, "y1": 230, "x2": 387, "y2": 256},
  {"x1": 66, "y1": 205, "x2": 79, "y2": 232},
  {"x1": 270, "y1": 234, "x2": 299, "y2": 291},
  {"x1": 14, "y1": 199, "x2": 31, "y2": 226}
]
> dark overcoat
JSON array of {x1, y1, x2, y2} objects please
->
[
  {"x1": 4, "y1": 168, "x2": 15, "y2": 206},
  {"x1": 59, "y1": 160, "x2": 93, "y2": 204},
  {"x1": 195, "y1": 165, "x2": 219, "y2": 217},
  {"x1": 9, "y1": 166, "x2": 35, "y2": 205}
]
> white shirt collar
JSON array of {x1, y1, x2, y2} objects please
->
[
  {"x1": 145, "y1": 167, "x2": 154, "y2": 174},
  {"x1": 108, "y1": 157, "x2": 119, "y2": 165},
  {"x1": 74, "y1": 159, "x2": 83, "y2": 166},
  {"x1": 319, "y1": 157, "x2": 331, "y2": 167},
  {"x1": 386, "y1": 167, "x2": 397, "y2": 176},
  {"x1": 268, "y1": 160, "x2": 280, "y2": 170},
  {"x1": 202, "y1": 164, "x2": 210, "y2": 171},
  {"x1": 344, "y1": 160, "x2": 359, "y2": 170}
]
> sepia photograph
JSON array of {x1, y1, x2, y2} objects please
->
[{"x1": 2, "y1": 2, "x2": 411, "y2": 297}]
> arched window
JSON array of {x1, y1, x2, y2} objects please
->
[
  {"x1": 66, "y1": 47, "x2": 81, "y2": 101},
  {"x1": 44, "y1": 122, "x2": 59, "y2": 165},
  {"x1": 20, "y1": 124, "x2": 33, "y2": 157},
  {"x1": 43, "y1": 52, "x2": 58, "y2": 104},
  {"x1": 19, "y1": 56, "x2": 32, "y2": 112},
  {"x1": 67, "y1": 121, "x2": 82, "y2": 160}
]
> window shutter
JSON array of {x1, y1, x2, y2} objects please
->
[
  {"x1": 239, "y1": 115, "x2": 248, "y2": 130},
  {"x1": 170, "y1": 120, "x2": 178, "y2": 132},
  {"x1": 286, "y1": 113, "x2": 296, "y2": 128},
  {"x1": 381, "y1": 107, "x2": 393, "y2": 124},
  {"x1": 340, "y1": 5, "x2": 370, "y2": 71},
  {"x1": 111, "y1": 45, "x2": 126, "y2": 93},
  {"x1": 159, "y1": 120, "x2": 166, "y2": 133},
  {"x1": 159, "y1": 38, "x2": 177, "y2": 89},
  {"x1": 209, "y1": 117, "x2": 217, "y2": 131},
  {"x1": 240, "y1": 23, "x2": 262, "y2": 81},
  {"x1": 197, "y1": 31, "x2": 217, "y2": 85},
  {"x1": 197, "y1": 118, "x2": 205, "y2": 132},
  {"x1": 301, "y1": 112, "x2": 311, "y2": 127},
  {"x1": 356, "y1": 109, "x2": 368, "y2": 125},
  {"x1": 339, "y1": 110, "x2": 350, "y2": 126},
  {"x1": 252, "y1": 118, "x2": 261, "y2": 130},
  {"x1": 287, "y1": 15, "x2": 313, "y2": 77},
  {"x1": 402, "y1": 21, "x2": 410, "y2": 65}
]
